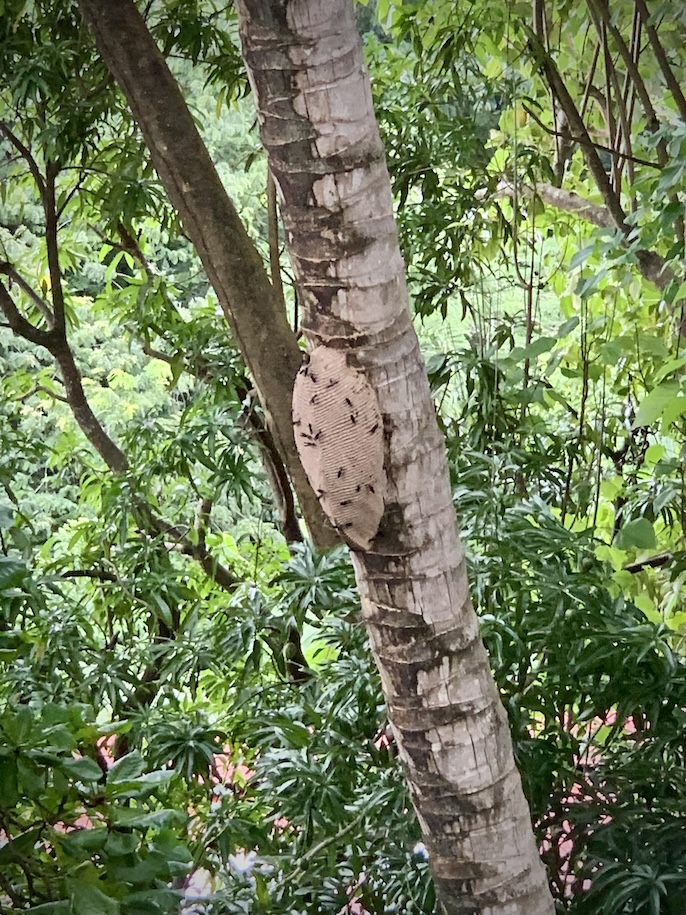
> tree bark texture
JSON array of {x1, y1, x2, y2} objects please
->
[
  {"x1": 77, "y1": 0, "x2": 338, "y2": 549},
  {"x1": 236, "y1": 2, "x2": 554, "y2": 913}
]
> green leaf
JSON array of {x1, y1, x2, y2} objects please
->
[
  {"x1": 0, "y1": 556, "x2": 28, "y2": 589},
  {"x1": 68, "y1": 880, "x2": 120, "y2": 915},
  {"x1": 108, "y1": 808, "x2": 186, "y2": 830},
  {"x1": 108, "y1": 852, "x2": 171, "y2": 885},
  {"x1": 0, "y1": 828, "x2": 44, "y2": 864},
  {"x1": 557, "y1": 317, "x2": 579, "y2": 337},
  {"x1": 509, "y1": 336, "x2": 556, "y2": 362},
  {"x1": 633, "y1": 383, "x2": 681, "y2": 427},
  {"x1": 104, "y1": 831, "x2": 140, "y2": 857},
  {"x1": 107, "y1": 751, "x2": 145, "y2": 784},
  {"x1": 26, "y1": 904, "x2": 71, "y2": 914},
  {"x1": 62, "y1": 828, "x2": 109, "y2": 857},
  {"x1": 615, "y1": 518, "x2": 657, "y2": 550},
  {"x1": 0, "y1": 505, "x2": 13, "y2": 529},
  {"x1": 61, "y1": 756, "x2": 104, "y2": 782},
  {"x1": 0, "y1": 757, "x2": 19, "y2": 807}
]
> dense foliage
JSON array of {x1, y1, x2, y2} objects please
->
[{"x1": 1, "y1": 1, "x2": 685, "y2": 913}]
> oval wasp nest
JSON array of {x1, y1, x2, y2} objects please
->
[{"x1": 292, "y1": 346, "x2": 385, "y2": 550}]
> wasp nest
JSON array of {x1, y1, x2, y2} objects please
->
[{"x1": 292, "y1": 346, "x2": 385, "y2": 550}]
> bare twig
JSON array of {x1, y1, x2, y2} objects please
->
[{"x1": 267, "y1": 168, "x2": 287, "y2": 312}]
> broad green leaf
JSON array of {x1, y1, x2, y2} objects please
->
[
  {"x1": 62, "y1": 828, "x2": 108, "y2": 857},
  {"x1": 0, "y1": 556, "x2": 28, "y2": 589},
  {"x1": 0, "y1": 757, "x2": 19, "y2": 806},
  {"x1": 633, "y1": 383, "x2": 680, "y2": 427},
  {"x1": 61, "y1": 757, "x2": 104, "y2": 782},
  {"x1": 104, "y1": 831, "x2": 139, "y2": 857},
  {"x1": 557, "y1": 317, "x2": 579, "y2": 337},
  {"x1": 68, "y1": 880, "x2": 120, "y2": 915},
  {"x1": 107, "y1": 751, "x2": 145, "y2": 784},
  {"x1": 108, "y1": 808, "x2": 186, "y2": 830},
  {"x1": 26, "y1": 904, "x2": 71, "y2": 914},
  {"x1": 615, "y1": 518, "x2": 657, "y2": 550},
  {"x1": 0, "y1": 828, "x2": 44, "y2": 864},
  {"x1": 509, "y1": 336, "x2": 556, "y2": 362}
]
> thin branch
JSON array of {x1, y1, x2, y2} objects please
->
[
  {"x1": 530, "y1": 3, "x2": 629, "y2": 232},
  {"x1": 0, "y1": 279, "x2": 52, "y2": 348},
  {"x1": 624, "y1": 551, "x2": 674, "y2": 573},
  {"x1": 634, "y1": 0, "x2": 686, "y2": 122},
  {"x1": 117, "y1": 221, "x2": 155, "y2": 276},
  {"x1": 489, "y1": 180, "x2": 615, "y2": 228},
  {"x1": 91, "y1": 222, "x2": 154, "y2": 278},
  {"x1": 150, "y1": 511, "x2": 238, "y2": 590},
  {"x1": 522, "y1": 102, "x2": 660, "y2": 170},
  {"x1": 267, "y1": 168, "x2": 287, "y2": 312},
  {"x1": 141, "y1": 343, "x2": 176, "y2": 364},
  {"x1": 44, "y1": 163, "x2": 67, "y2": 333},
  {"x1": 0, "y1": 122, "x2": 46, "y2": 199},
  {"x1": 52, "y1": 342, "x2": 129, "y2": 472},
  {"x1": 194, "y1": 497, "x2": 212, "y2": 552},
  {"x1": 16, "y1": 383, "x2": 70, "y2": 404},
  {"x1": 591, "y1": 0, "x2": 669, "y2": 168},
  {"x1": 0, "y1": 262, "x2": 55, "y2": 326},
  {"x1": 60, "y1": 568, "x2": 119, "y2": 582},
  {"x1": 56, "y1": 170, "x2": 88, "y2": 219}
]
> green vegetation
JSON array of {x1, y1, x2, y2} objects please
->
[{"x1": 1, "y1": 1, "x2": 686, "y2": 912}]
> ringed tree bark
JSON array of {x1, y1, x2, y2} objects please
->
[{"x1": 236, "y1": 2, "x2": 554, "y2": 914}]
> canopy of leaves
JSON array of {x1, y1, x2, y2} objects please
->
[{"x1": 1, "y1": 1, "x2": 686, "y2": 913}]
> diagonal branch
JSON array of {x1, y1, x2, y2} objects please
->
[
  {"x1": 0, "y1": 122, "x2": 46, "y2": 200},
  {"x1": 490, "y1": 180, "x2": 615, "y2": 228},
  {"x1": 1, "y1": 271, "x2": 238, "y2": 590},
  {"x1": 528, "y1": 3, "x2": 674, "y2": 294},
  {"x1": 590, "y1": 0, "x2": 668, "y2": 168},
  {"x1": 0, "y1": 278, "x2": 53, "y2": 348},
  {"x1": 78, "y1": 0, "x2": 338, "y2": 549},
  {"x1": 634, "y1": 0, "x2": 686, "y2": 122},
  {"x1": 0, "y1": 263, "x2": 55, "y2": 327},
  {"x1": 530, "y1": 5, "x2": 629, "y2": 232}
]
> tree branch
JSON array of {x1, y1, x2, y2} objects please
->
[
  {"x1": 589, "y1": 0, "x2": 668, "y2": 168},
  {"x1": 60, "y1": 568, "x2": 119, "y2": 582},
  {"x1": 51, "y1": 341, "x2": 129, "y2": 472},
  {"x1": 44, "y1": 164, "x2": 67, "y2": 333},
  {"x1": 634, "y1": 0, "x2": 686, "y2": 122},
  {"x1": 0, "y1": 278, "x2": 52, "y2": 348},
  {"x1": 528, "y1": 4, "x2": 674, "y2": 294},
  {"x1": 490, "y1": 179, "x2": 615, "y2": 228},
  {"x1": 0, "y1": 263, "x2": 55, "y2": 326},
  {"x1": 267, "y1": 169, "x2": 287, "y2": 313},
  {"x1": 78, "y1": 0, "x2": 338, "y2": 550},
  {"x1": 530, "y1": 3, "x2": 629, "y2": 232},
  {"x1": 522, "y1": 101, "x2": 660, "y2": 170},
  {"x1": 16, "y1": 383, "x2": 70, "y2": 404},
  {"x1": 0, "y1": 122, "x2": 46, "y2": 200}
]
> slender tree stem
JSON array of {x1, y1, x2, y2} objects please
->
[{"x1": 634, "y1": 0, "x2": 686, "y2": 121}]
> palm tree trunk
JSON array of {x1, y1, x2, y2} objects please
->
[{"x1": 236, "y1": 2, "x2": 554, "y2": 912}]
